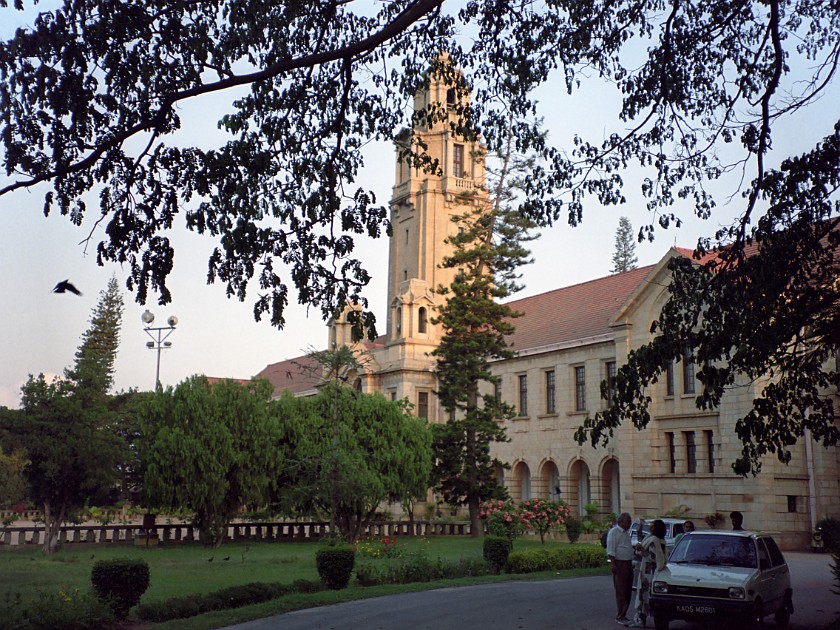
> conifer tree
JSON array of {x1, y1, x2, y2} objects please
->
[
  {"x1": 2, "y1": 278, "x2": 127, "y2": 554},
  {"x1": 65, "y1": 275, "x2": 124, "y2": 402},
  {"x1": 431, "y1": 133, "x2": 537, "y2": 536},
  {"x1": 611, "y1": 216, "x2": 638, "y2": 273}
]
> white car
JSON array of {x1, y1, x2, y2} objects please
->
[
  {"x1": 650, "y1": 530, "x2": 793, "y2": 629},
  {"x1": 630, "y1": 517, "x2": 688, "y2": 554}
]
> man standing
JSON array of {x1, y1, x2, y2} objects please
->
[
  {"x1": 730, "y1": 511, "x2": 744, "y2": 530},
  {"x1": 606, "y1": 512, "x2": 635, "y2": 625}
]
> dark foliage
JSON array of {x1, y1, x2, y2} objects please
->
[
  {"x1": 90, "y1": 558, "x2": 150, "y2": 619},
  {"x1": 482, "y1": 536, "x2": 512, "y2": 574},
  {"x1": 315, "y1": 546, "x2": 356, "y2": 590}
]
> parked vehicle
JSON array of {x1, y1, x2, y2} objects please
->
[
  {"x1": 630, "y1": 518, "x2": 687, "y2": 555},
  {"x1": 650, "y1": 530, "x2": 793, "y2": 630}
]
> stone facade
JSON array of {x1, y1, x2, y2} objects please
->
[{"x1": 255, "y1": 71, "x2": 840, "y2": 550}]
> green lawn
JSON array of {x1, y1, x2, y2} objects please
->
[{"x1": 0, "y1": 536, "x2": 606, "y2": 628}]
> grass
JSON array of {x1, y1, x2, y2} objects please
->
[{"x1": 0, "y1": 536, "x2": 607, "y2": 628}]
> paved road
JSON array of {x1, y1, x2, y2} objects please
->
[{"x1": 226, "y1": 552, "x2": 839, "y2": 630}]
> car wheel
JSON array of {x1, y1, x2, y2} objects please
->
[
  {"x1": 752, "y1": 599, "x2": 764, "y2": 627},
  {"x1": 653, "y1": 612, "x2": 669, "y2": 630}
]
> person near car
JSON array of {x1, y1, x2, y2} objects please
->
[
  {"x1": 627, "y1": 519, "x2": 668, "y2": 628},
  {"x1": 673, "y1": 519, "x2": 695, "y2": 546},
  {"x1": 730, "y1": 511, "x2": 745, "y2": 530},
  {"x1": 606, "y1": 512, "x2": 635, "y2": 625}
]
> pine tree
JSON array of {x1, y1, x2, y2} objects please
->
[
  {"x1": 611, "y1": 216, "x2": 638, "y2": 273},
  {"x1": 7, "y1": 278, "x2": 128, "y2": 554},
  {"x1": 431, "y1": 131, "x2": 538, "y2": 536},
  {"x1": 65, "y1": 275, "x2": 124, "y2": 400}
]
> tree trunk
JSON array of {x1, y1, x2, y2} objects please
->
[
  {"x1": 466, "y1": 385, "x2": 484, "y2": 537},
  {"x1": 42, "y1": 500, "x2": 65, "y2": 556}
]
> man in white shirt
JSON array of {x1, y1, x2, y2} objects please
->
[{"x1": 606, "y1": 512, "x2": 635, "y2": 625}]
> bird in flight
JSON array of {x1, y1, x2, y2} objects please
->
[{"x1": 53, "y1": 280, "x2": 82, "y2": 295}]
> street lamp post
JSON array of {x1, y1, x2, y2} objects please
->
[{"x1": 141, "y1": 309, "x2": 178, "y2": 389}]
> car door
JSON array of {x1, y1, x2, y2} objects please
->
[{"x1": 756, "y1": 537, "x2": 787, "y2": 612}]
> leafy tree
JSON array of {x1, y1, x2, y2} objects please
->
[
  {"x1": 611, "y1": 216, "x2": 638, "y2": 273},
  {"x1": 0, "y1": 443, "x2": 29, "y2": 509},
  {"x1": 0, "y1": 278, "x2": 127, "y2": 553},
  {"x1": 2, "y1": 0, "x2": 838, "y2": 465},
  {"x1": 274, "y1": 383, "x2": 432, "y2": 542},
  {"x1": 2, "y1": 375, "x2": 126, "y2": 554},
  {"x1": 141, "y1": 376, "x2": 283, "y2": 547},
  {"x1": 431, "y1": 129, "x2": 537, "y2": 536}
]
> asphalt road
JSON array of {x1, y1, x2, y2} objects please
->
[{"x1": 225, "y1": 552, "x2": 839, "y2": 630}]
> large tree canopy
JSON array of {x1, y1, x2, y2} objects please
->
[{"x1": 2, "y1": 1, "x2": 838, "y2": 470}]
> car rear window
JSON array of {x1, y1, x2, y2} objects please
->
[{"x1": 670, "y1": 534, "x2": 757, "y2": 568}]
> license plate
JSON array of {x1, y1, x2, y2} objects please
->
[{"x1": 676, "y1": 604, "x2": 716, "y2": 615}]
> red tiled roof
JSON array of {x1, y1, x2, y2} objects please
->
[
  {"x1": 504, "y1": 264, "x2": 657, "y2": 353},
  {"x1": 254, "y1": 355, "x2": 323, "y2": 396}
]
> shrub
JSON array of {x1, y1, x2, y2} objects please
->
[
  {"x1": 355, "y1": 552, "x2": 488, "y2": 586},
  {"x1": 316, "y1": 546, "x2": 356, "y2": 589},
  {"x1": 201, "y1": 582, "x2": 287, "y2": 611},
  {"x1": 2, "y1": 588, "x2": 113, "y2": 630},
  {"x1": 506, "y1": 545, "x2": 607, "y2": 574},
  {"x1": 291, "y1": 578, "x2": 325, "y2": 593},
  {"x1": 136, "y1": 596, "x2": 201, "y2": 622},
  {"x1": 480, "y1": 499, "x2": 525, "y2": 543},
  {"x1": 565, "y1": 516, "x2": 582, "y2": 543},
  {"x1": 817, "y1": 518, "x2": 840, "y2": 553},
  {"x1": 520, "y1": 499, "x2": 572, "y2": 543},
  {"x1": 483, "y1": 536, "x2": 512, "y2": 574},
  {"x1": 90, "y1": 558, "x2": 150, "y2": 619},
  {"x1": 136, "y1": 582, "x2": 291, "y2": 622}
]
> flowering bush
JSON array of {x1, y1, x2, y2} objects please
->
[
  {"x1": 353, "y1": 536, "x2": 402, "y2": 559},
  {"x1": 520, "y1": 499, "x2": 572, "y2": 543},
  {"x1": 480, "y1": 499, "x2": 525, "y2": 543}
]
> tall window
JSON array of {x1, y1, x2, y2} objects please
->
[
  {"x1": 518, "y1": 374, "x2": 528, "y2": 416},
  {"x1": 705, "y1": 430, "x2": 715, "y2": 473},
  {"x1": 682, "y1": 346, "x2": 696, "y2": 394},
  {"x1": 545, "y1": 370, "x2": 556, "y2": 414},
  {"x1": 685, "y1": 431, "x2": 696, "y2": 473},
  {"x1": 605, "y1": 361, "x2": 616, "y2": 405},
  {"x1": 666, "y1": 362, "x2": 675, "y2": 397},
  {"x1": 493, "y1": 380, "x2": 502, "y2": 402},
  {"x1": 453, "y1": 144, "x2": 465, "y2": 178},
  {"x1": 574, "y1": 366, "x2": 586, "y2": 411},
  {"x1": 418, "y1": 307, "x2": 428, "y2": 334},
  {"x1": 666, "y1": 432, "x2": 676, "y2": 473},
  {"x1": 417, "y1": 391, "x2": 429, "y2": 419}
]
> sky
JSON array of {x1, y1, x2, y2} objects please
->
[{"x1": 1, "y1": 5, "x2": 837, "y2": 408}]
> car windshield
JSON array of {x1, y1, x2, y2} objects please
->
[{"x1": 670, "y1": 534, "x2": 757, "y2": 568}]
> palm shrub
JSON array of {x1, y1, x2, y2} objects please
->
[
  {"x1": 90, "y1": 558, "x2": 150, "y2": 619},
  {"x1": 316, "y1": 546, "x2": 355, "y2": 590}
]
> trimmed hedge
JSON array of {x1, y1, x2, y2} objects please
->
[
  {"x1": 505, "y1": 544, "x2": 607, "y2": 574},
  {"x1": 136, "y1": 582, "x2": 294, "y2": 623},
  {"x1": 90, "y1": 558, "x2": 150, "y2": 619},
  {"x1": 316, "y1": 546, "x2": 355, "y2": 590},
  {"x1": 483, "y1": 536, "x2": 512, "y2": 574}
]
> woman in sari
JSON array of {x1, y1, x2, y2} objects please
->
[{"x1": 627, "y1": 519, "x2": 667, "y2": 628}]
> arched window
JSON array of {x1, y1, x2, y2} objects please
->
[
  {"x1": 395, "y1": 307, "x2": 402, "y2": 336},
  {"x1": 418, "y1": 307, "x2": 428, "y2": 334}
]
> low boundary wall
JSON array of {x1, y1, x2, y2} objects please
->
[{"x1": 0, "y1": 520, "x2": 472, "y2": 548}]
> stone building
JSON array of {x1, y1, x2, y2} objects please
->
[{"x1": 255, "y1": 71, "x2": 839, "y2": 549}]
